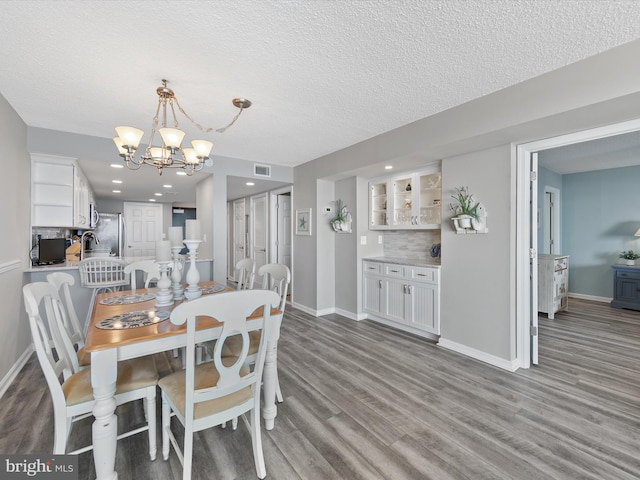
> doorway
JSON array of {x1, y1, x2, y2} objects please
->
[
  {"x1": 516, "y1": 118, "x2": 640, "y2": 369},
  {"x1": 123, "y1": 202, "x2": 163, "y2": 257}
]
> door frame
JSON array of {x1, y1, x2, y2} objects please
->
[
  {"x1": 516, "y1": 118, "x2": 640, "y2": 369},
  {"x1": 269, "y1": 185, "x2": 294, "y2": 297}
]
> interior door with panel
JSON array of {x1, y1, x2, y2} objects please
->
[
  {"x1": 123, "y1": 202, "x2": 163, "y2": 258},
  {"x1": 232, "y1": 199, "x2": 247, "y2": 281},
  {"x1": 250, "y1": 193, "x2": 269, "y2": 285}
]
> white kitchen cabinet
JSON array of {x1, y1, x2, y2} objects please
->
[
  {"x1": 31, "y1": 154, "x2": 94, "y2": 229},
  {"x1": 537, "y1": 254, "x2": 569, "y2": 319},
  {"x1": 363, "y1": 260, "x2": 440, "y2": 336},
  {"x1": 369, "y1": 164, "x2": 441, "y2": 230},
  {"x1": 362, "y1": 262, "x2": 383, "y2": 314}
]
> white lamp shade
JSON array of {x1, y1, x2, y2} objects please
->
[
  {"x1": 635, "y1": 228, "x2": 640, "y2": 237},
  {"x1": 148, "y1": 147, "x2": 165, "y2": 160},
  {"x1": 112, "y1": 137, "x2": 128, "y2": 156},
  {"x1": 159, "y1": 127, "x2": 185, "y2": 149},
  {"x1": 182, "y1": 148, "x2": 199, "y2": 165},
  {"x1": 115, "y1": 126, "x2": 144, "y2": 149},
  {"x1": 191, "y1": 139, "x2": 214, "y2": 158}
]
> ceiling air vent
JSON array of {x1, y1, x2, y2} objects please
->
[{"x1": 254, "y1": 164, "x2": 271, "y2": 178}]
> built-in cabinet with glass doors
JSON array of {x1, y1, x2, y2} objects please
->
[{"x1": 369, "y1": 164, "x2": 441, "y2": 230}]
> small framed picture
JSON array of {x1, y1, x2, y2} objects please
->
[{"x1": 295, "y1": 208, "x2": 312, "y2": 236}]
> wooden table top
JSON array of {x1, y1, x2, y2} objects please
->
[{"x1": 85, "y1": 282, "x2": 279, "y2": 352}]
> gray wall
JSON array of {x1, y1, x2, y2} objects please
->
[
  {"x1": 440, "y1": 145, "x2": 515, "y2": 361},
  {"x1": 562, "y1": 165, "x2": 640, "y2": 298},
  {"x1": 334, "y1": 178, "x2": 358, "y2": 314},
  {"x1": 0, "y1": 92, "x2": 31, "y2": 385}
]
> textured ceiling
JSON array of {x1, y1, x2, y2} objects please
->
[{"x1": 2, "y1": 1, "x2": 640, "y2": 201}]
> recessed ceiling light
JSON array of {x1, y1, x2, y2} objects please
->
[
  {"x1": 149, "y1": 199, "x2": 156, "y2": 202},
  {"x1": 246, "y1": 182, "x2": 255, "y2": 186},
  {"x1": 385, "y1": 165, "x2": 393, "y2": 170},
  {"x1": 163, "y1": 184, "x2": 172, "y2": 188},
  {"x1": 112, "y1": 190, "x2": 121, "y2": 193},
  {"x1": 176, "y1": 171, "x2": 187, "y2": 176},
  {"x1": 110, "y1": 163, "x2": 124, "y2": 169},
  {"x1": 154, "y1": 193, "x2": 163, "y2": 196},
  {"x1": 112, "y1": 179, "x2": 123, "y2": 184}
]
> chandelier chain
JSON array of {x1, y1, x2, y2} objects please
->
[{"x1": 174, "y1": 97, "x2": 213, "y2": 133}]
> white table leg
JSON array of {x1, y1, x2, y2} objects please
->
[{"x1": 91, "y1": 349, "x2": 119, "y2": 480}]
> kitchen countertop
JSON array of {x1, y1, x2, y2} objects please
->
[
  {"x1": 24, "y1": 256, "x2": 214, "y2": 273},
  {"x1": 363, "y1": 256, "x2": 441, "y2": 268}
]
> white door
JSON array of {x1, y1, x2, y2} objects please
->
[
  {"x1": 251, "y1": 193, "x2": 269, "y2": 284},
  {"x1": 276, "y1": 194, "x2": 292, "y2": 269},
  {"x1": 123, "y1": 202, "x2": 163, "y2": 258},
  {"x1": 530, "y1": 153, "x2": 539, "y2": 365},
  {"x1": 232, "y1": 199, "x2": 246, "y2": 280}
]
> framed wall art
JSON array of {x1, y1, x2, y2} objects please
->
[{"x1": 295, "y1": 208, "x2": 312, "y2": 236}]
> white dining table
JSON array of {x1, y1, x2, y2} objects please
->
[{"x1": 84, "y1": 283, "x2": 282, "y2": 480}]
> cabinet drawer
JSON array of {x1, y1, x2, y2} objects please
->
[
  {"x1": 616, "y1": 270, "x2": 640, "y2": 280},
  {"x1": 363, "y1": 262, "x2": 381, "y2": 275},
  {"x1": 410, "y1": 267, "x2": 437, "y2": 284},
  {"x1": 384, "y1": 264, "x2": 406, "y2": 278}
]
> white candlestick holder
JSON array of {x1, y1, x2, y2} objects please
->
[
  {"x1": 155, "y1": 260, "x2": 174, "y2": 307},
  {"x1": 170, "y1": 246, "x2": 184, "y2": 301},
  {"x1": 183, "y1": 239, "x2": 202, "y2": 300}
]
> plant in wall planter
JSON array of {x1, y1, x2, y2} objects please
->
[
  {"x1": 619, "y1": 250, "x2": 640, "y2": 265},
  {"x1": 330, "y1": 199, "x2": 352, "y2": 233},
  {"x1": 449, "y1": 186, "x2": 487, "y2": 234}
]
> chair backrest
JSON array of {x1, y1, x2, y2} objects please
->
[
  {"x1": 47, "y1": 272, "x2": 84, "y2": 348},
  {"x1": 258, "y1": 263, "x2": 290, "y2": 312},
  {"x1": 124, "y1": 260, "x2": 161, "y2": 290},
  {"x1": 78, "y1": 258, "x2": 129, "y2": 289},
  {"x1": 169, "y1": 289, "x2": 280, "y2": 423},
  {"x1": 23, "y1": 282, "x2": 79, "y2": 413},
  {"x1": 235, "y1": 258, "x2": 256, "y2": 290}
]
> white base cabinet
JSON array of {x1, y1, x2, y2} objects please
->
[
  {"x1": 363, "y1": 260, "x2": 440, "y2": 336},
  {"x1": 537, "y1": 254, "x2": 569, "y2": 319}
]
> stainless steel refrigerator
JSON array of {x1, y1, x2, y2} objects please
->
[{"x1": 91, "y1": 213, "x2": 125, "y2": 257}]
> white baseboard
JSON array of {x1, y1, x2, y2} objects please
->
[
  {"x1": 0, "y1": 345, "x2": 34, "y2": 400},
  {"x1": 364, "y1": 314, "x2": 439, "y2": 341},
  {"x1": 568, "y1": 292, "x2": 611, "y2": 303},
  {"x1": 291, "y1": 302, "x2": 366, "y2": 321},
  {"x1": 437, "y1": 338, "x2": 519, "y2": 372}
]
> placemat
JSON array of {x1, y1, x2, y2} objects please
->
[
  {"x1": 95, "y1": 310, "x2": 170, "y2": 329},
  {"x1": 99, "y1": 293, "x2": 156, "y2": 305},
  {"x1": 201, "y1": 284, "x2": 227, "y2": 295}
]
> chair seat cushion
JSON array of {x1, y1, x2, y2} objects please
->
[
  {"x1": 77, "y1": 346, "x2": 91, "y2": 367},
  {"x1": 158, "y1": 358, "x2": 251, "y2": 420},
  {"x1": 222, "y1": 331, "x2": 261, "y2": 358},
  {"x1": 63, "y1": 355, "x2": 158, "y2": 406}
]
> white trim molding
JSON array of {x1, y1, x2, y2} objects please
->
[
  {"x1": 438, "y1": 338, "x2": 519, "y2": 372},
  {"x1": 0, "y1": 345, "x2": 34, "y2": 400},
  {"x1": 0, "y1": 259, "x2": 21, "y2": 275},
  {"x1": 568, "y1": 292, "x2": 612, "y2": 303}
]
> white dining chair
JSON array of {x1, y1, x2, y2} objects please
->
[
  {"x1": 23, "y1": 281, "x2": 158, "y2": 458},
  {"x1": 124, "y1": 259, "x2": 161, "y2": 290},
  {"x1": 235, "y1": 258, "x2": 256, "y2": 290},
  {"x1": 224, "y1": 263, "x2": 290, "y2": 403},
  {"x1": 47, "y1": 272, "x2": 91, "y2": 367},
  {"x1": 158, "y1": 289, "x2": 280, "y2": 480}
]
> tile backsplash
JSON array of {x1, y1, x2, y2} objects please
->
[{"x1": 383, "y1": 230, "x2": 441, "y2": 259}]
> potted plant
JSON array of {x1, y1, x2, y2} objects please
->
[
  {"x1": 449, "y1": 186, "x2": 479, "y2": 228},
  {"x1": 330, "y1": 199, "x2": 351, "y2": 232},
  {"x1": 619, "y1": 250, "x2": 640, "y2": 266}
]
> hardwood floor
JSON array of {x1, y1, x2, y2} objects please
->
[{"x1": 2, "y1": 298, "x2": 640, "y2": 479}]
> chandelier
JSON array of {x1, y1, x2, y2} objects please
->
[{"x1": 113, "y1": 79, "x2": 251, "y2": 176}]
